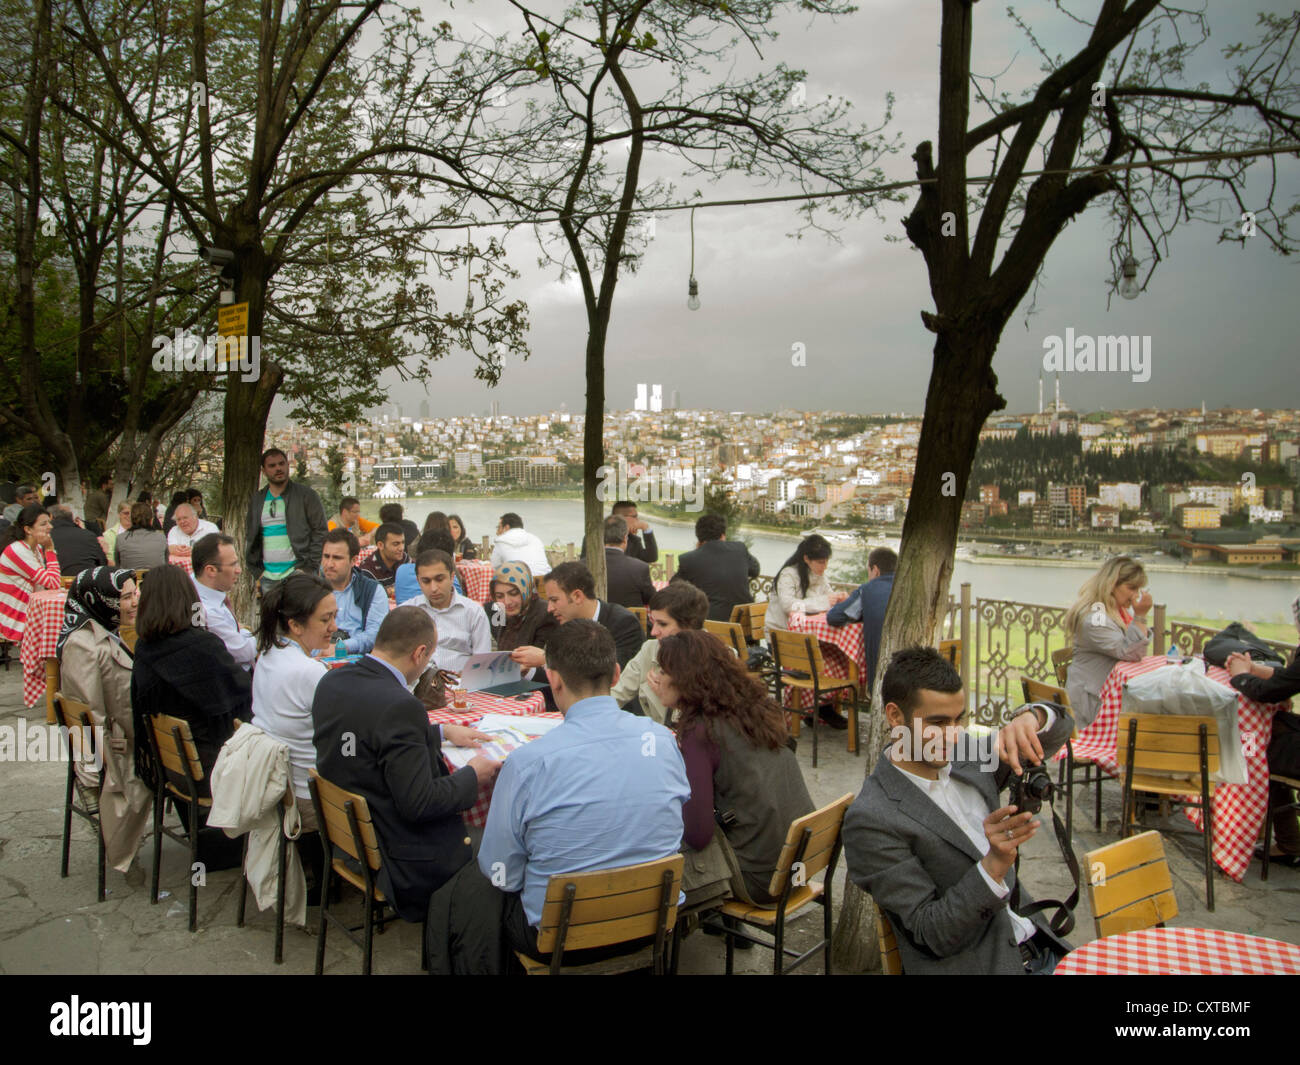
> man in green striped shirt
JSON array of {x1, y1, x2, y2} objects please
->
[{"x1": 245, "y1": 448, "x2": 328, "y2": 588}]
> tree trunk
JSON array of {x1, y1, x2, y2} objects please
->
[
  {"x1": 583, "y1": 317, "x2": 609, "y2": 600},
  {"x1": 831, "y1": 324, "x2": 1003, "y2": 970}
]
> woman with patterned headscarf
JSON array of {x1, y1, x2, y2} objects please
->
[
  {"x1": 484, "y1": 561, "x2": 557, "y2": 660},
  {"x1": 1226, "y1": 593, "x2": 1300, "y2": 865},
  {"x1": 57, "y1": 566, "x2": 153, "y2": 876}
]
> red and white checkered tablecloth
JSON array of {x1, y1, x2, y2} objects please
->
[
  {"x1": 168, "y1": 553, "x2": 193, "y2": 575},
  {"x1": 357, "y1": 545, "x2": 377, "y2": 565},
  {"x1": 456, "y1": 559, "x2": 494, "y2": 604},
  {"x1": 1056, "y1": 926, "x2": 1300, "y2": 975},
  {"x1": 652, "y1": 579, "x2": 669, "y2": 591},
  {"x1": 19, "y1": 589, "x2": 67, "y2": 708},
  {"x1": 426, "y1": 689, "x2": 553, "y2": 828},
  {"x1": 778, "y1": 611, "x2": 864, "y2": 713},
  {"x1": 1062, "y1": 654, "x2": 1286, "y2": 882}
]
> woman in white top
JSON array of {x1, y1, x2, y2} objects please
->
[
  {"x1": 764, "y1": 534, "x2": 839, "y2": 635},
  {"x1": 251, "y1": 572, "x2": 338, "y2": 833}
]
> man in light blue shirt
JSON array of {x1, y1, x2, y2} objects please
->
[
  {"x1": 320, "y1": 528, "x2": 389, "y2": 655},
  {"x1": 424, "y1": 619, "x2": 689, "y2": 974}
]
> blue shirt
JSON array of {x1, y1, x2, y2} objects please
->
[
  {"x1": 478, "y1": 695, "x2": 690, "y2": 928},
  {"x1": 827, "y1": 571, "x2": 894, "y2": 688},
  {"x1": 393, "y1": 562, "x2": 462, "y2": 606},
  {"x1": 332, "y1": 573, "x2": 390, "y2": 655}
]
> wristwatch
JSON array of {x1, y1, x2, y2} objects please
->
[{"x1": 1013, "y1": 704, "x2": 1047, "y2": 729}]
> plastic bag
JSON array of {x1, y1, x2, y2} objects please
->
[{"x1": 1121, "y1": 661, "x2": 1246, "y2": 784}]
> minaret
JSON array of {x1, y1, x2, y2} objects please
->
[
  {"x1": 1054, "y1": 373, "x2": 1061, "y2": 413},
  {"x1": 1038, "y1": 373, "x2": 1044, "y2": 415}
]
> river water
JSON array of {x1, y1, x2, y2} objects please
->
[{"x1": 372, "y1": 497, "x2": 1299, "y2": 625}]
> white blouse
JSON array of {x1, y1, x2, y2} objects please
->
[{"x1": 251, "y1": 640, "x2": 328, "y2": 796}]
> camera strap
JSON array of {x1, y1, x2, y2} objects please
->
[{"x1": 1010, "y1": 802, "x2": 1079, "y2": 938}]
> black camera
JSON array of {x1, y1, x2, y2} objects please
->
[{"x1": 1008, "y1": 764, "x2": 1054, "y2": 815}]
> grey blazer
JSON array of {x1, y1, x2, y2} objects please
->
[
  {"x1": 1066, "y1": 615, "x2": 1150, "y2": 730},
  {"x1": 842, "y1": 709, "x2": 1073, "y2": 975}
]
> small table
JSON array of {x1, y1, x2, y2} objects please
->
[
  {"x1": 427, "y1": 689, "x2": 553, "y2": 828},
  {"x1": 1056, "y1": 926, "x2": 1300, "y2": 975},
  {"x1": 168, "y1": 552, "x2": 194, "y2": 575},
  {"x1": 19, "y1": 589, "x2": 67, "y2": 708},
  {"x1": 456, "y1": 559, "x2": 494, "y2": 603},
  {"x1": 1065, "y1": 654, "x2": 1287, "y2": 882},
  {"x1": 782, "y1": 612, "x2": 865, "y2": 709}
]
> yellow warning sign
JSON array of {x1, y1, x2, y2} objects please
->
[{"x1": 217, "y1": 302, "x2": 249, "y2": 337}]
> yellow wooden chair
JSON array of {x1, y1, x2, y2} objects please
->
[
  {"x1": 309, "y1": 769, "x2": 411, "y2": 975},
  {"x1": 146, "y1": 713, "x2": 211, "y2": 932},
  {"x1": 876, "y1": 909, "x2": 903, "y2": 975},
  {"x1": 1117, "y1": 713, "x2": 1219, "y2": 910},
  {"x1": 1051, "y1": 647, "x2": 1073, "y2": 688},
  {"x1": 1021, "y1": 675, "x2": 1111, "y2": 837},
  {"x1": 769, "y1": 629, "x2": 859, "y2": 767},
  {"x1": 52, "y1": 692, "x2": 105, "y2": 903},
  {"x1": 938, "y1": 638, "x2": 961, "y2": 677},
  {"x1": 704, "y1": 793, "x2": 854, "y2": 976},
  {"x1": 729, "y1": 602, "x2": 767, "y2": 644},
  {"x1": 629, "y1": 606, "x2": 648, "y2": 638},
  {"x1": 517, "y1": 854, "x2": 684, "y2": 975},
  {"x1": 1085, "y1": 830, "x2": 1178, "y2": 937},
  {"x1": 43, "y1": 657, "x2": 60, "y2": 724}
]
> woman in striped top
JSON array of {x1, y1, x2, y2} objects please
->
[{"x1": 0, "y1": 505, "x2": 62, "y2": 643}]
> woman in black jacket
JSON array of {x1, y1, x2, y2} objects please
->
[
  {"x1": 130, "y1": 564, "x2": 252, "y2": 869},
  {"x1": 1226, "y1": 595, "x2": 1300, "y2": 864}
]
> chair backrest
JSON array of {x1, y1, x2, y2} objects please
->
[
  {"x1": 766, "y1": 792, "x2": 854, "y2": 898},
  {"x1": 1085, "y1": 830, "x2": 1178, "y2": 937},
  {"x1": 730, "y1": 602, "x2": 766, "y2": 642},
  {"x1": 875, "y1": 909, "x2": 903, "y2": 975},
  {"x1": 703, "y1": 619, "x2": 747, "y2": 659},
  {"x1": 937, "y1": 638, "x2": 961, "y2": 674},
  {"x1": 1050, "y1": 647, "x2": 1073, "y2": 688},
  {"x1": 44, "y1": 657, "x2": 61, "y2": 725},
  {"x1": 149, "y1": 713, "x2": 205, "y2": 785},
  {"x1": 533, "y1": 854, "x2": 685, "y2": 955},
  {"x1": 770, "y1": 628, "x2": 825, "y2": 679},
  {"x1": 309, "y1": 770, "x2": 384, "y2": 873},
  {"x1": 629, "y1": 606, "x2": 648, "y2": 637},
  {"x1": 1020, "y1": 675, "x2": 1071, "y2": 710},
  {"x1": 1117, "y1": 713, "x2": 1219, "y2": 779},
  {"x1": 52, "y1": 691, "x2": 99, "y2": 763}
]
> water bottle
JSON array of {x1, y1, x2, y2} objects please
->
[
  {"x1": 1166, "y1": 644, "x2": 1180, "y2": 665},
  {"x1": 335, "y1": 638, "x2": 347, "y2": 660}
]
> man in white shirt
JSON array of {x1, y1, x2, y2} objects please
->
[
  {"x1": 401, "y1": 548, "x2": 490, "y2": 674},
  {"x1": 166, "y1": 503, "x2": 219, "y2": 556},
  {"x1": 191, "y1": 533, "x2": 257, "y2": 670},
  {"x1": 490, "y1": 512, "x2": 550, "y2": 576},
  {"x1": 842, "y1": 646, "x2": 1073, "y2": 975}
]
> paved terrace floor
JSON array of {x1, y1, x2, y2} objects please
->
[{"x1": 0, "y1": 666, "x2": 1296, "y2": 975}]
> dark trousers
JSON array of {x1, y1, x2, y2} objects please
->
[{"x1": 1269, "y1": 715, "x2": 1300, "y2": 853}]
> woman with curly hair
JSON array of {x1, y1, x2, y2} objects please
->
[{"x1": 650, "y1": 629, "x2": 813, "y2": 904}]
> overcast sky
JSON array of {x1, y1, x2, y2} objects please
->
[{"x1": 328, "y1": 1, "x2": 1298, "y2": 424}]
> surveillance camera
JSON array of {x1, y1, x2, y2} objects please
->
[{"x1": 198, "y1": 246, "x2": 235, "y2": 268}]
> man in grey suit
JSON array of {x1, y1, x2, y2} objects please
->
[{"x1": 843, "y1": 646, "x2": 1073, "y2": 975}]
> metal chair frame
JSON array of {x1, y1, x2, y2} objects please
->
[
  {"x1": 770, "y1": 630, "x2": 859, "y2": 768},
  {"x1": 53, "y1": 693, "x2": 106, "y2": 902},
  {"x1": 236, "y1": 796, "x2": 294, "y2": 964},
  {"x1": 145, "y1": 716, "x2": 207, "y2": 932},
  {"x1": 1261, "y1": 773, "x2": 1300, "y2": 882}
]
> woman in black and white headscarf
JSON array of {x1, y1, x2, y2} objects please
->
[
  {"x1": 57, "y1": 566, "x2": 153, "y2": 876},
  {"x1": 1226, "y1": 594, "x2": 1300, "y2": 865}
]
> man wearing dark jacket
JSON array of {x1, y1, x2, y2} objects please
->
[
  {"x1": 580, "y1": 500, "x2": 659, "y2": 565},
  {"x1": 312, "y1": 607, "x2": 501, "y2": 922},
  {"x1": 602, "y1": 515, "x2": 655, "y2": 608},
  {"x1": 508, "y1": 560, "x2": 645, "y2": 670},
  {"x1": 827, "y1": 546, "x2": 897, "y2": 690},
  {"x1": 49, "y1": 504, "x2": 107, "y2": 576},
  {"x1": 671, "y1": 513, "x2": 761, "y2": 623},
  {"x1": 245, "y1": 447, "x2": 328, "y2": 586}
]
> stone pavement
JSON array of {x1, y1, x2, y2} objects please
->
[{"x1": 0, "y1": 665, "x2": 1295, "y2": 975}]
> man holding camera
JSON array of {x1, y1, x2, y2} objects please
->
[{"x1": 843, "y1": 646, "x2": 1073, "y2": 974}]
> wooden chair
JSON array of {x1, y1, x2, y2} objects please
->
[
  {"x1": 769, "y1": 630, "x2": 859, "y2": 767},
  {"x1": 0, "y1": 638, "x2": 12, "y2": 672},
  {"x1": 875, "y1": 909, "x2": 903, "y2": 975},
  {"x1": 43, "y1": 658, "x2": 60, "y2": 724},
  {"x1": 729, "y1": 602, "x2": 767, "y2": 645},
  {"x1": 309, "y1": 770, "x2": 412, "y2": 975},
  {"x1": 52, "y1": 693, "x2": 105, "y2": 903},
  {"x1": 517, "y1": 854, "x2": 685, "y2": 975},
  {"x1": 1084, "y1": 831, "x2": 1178, "y2": 937},
  {"x1": 629, "y1": 606, "x2": 648, "y2": 638},
  {"x1": 61, "y1": 574, "x2": 77, "y2": 589},
  {"x1": 938, "y1": 638, "x2": 961, "y2": 677},
  {"x1": 236, "y1": 780, "x2": 297, "y2": 965},
  {"x1": 1051, "y1": 647, "x2": 1073, "y2": 688},
  {"x1": 145, "y1": 713, "x2": 210, "y2": 931},
  {"x1": 1117, "y1": 713, "x2": 1219, "y2": 910},
  {"x1": 1021, "y1": 675, "x2": 1111, "y2": 837},
  {"x1": 702, "y1": 793, "x2": 854, "y2": 976},
  {"x1": 1261, "y1": 773, "x2": 1300, "y2": 882}
]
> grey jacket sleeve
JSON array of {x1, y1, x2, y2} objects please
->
[
  {"x1": 298, "y1": 485, "x2": 328, "y2": 572},
  {"x1": 1074, "y1": 615, "x2": 1150, "y2": 663}
]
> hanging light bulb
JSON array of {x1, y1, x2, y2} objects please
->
[
  {"x1": 687, "y1": 277, "x2": 700, "y2": 311},
  {"x1": 1118, "y1": 253, "x2": 1141, "y2": 301}
]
